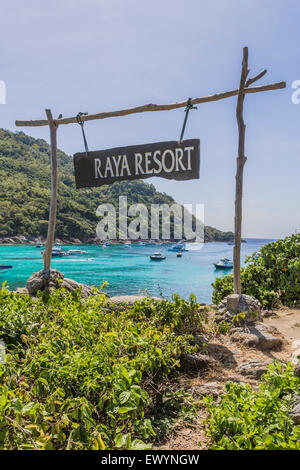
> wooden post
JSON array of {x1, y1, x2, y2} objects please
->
[
  {"x1": 43, "y1": 109, "x2": 58, "y2": 271},
  {"x1": 234, "y1": 47, "x2": 249, "y2": 294}
]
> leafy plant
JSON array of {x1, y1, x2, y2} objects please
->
[
  {"x1": 212, "y1": 234, "x2": 300, "y2": 308},
  {"x1": 204, "y1": 362, "x2": 300, "y2": 450},
  {"x1": 0, "y1": 286, "x2": 204, "y2": 449}
]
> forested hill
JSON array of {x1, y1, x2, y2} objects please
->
[{"x1": 0, "y1": 129, "x2": 233, "y2": 242}]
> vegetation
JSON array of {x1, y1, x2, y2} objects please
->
[
  {"x1": 212, "y1": 234, "x2": 300, "y2": 308},
  {"x1": 0, "y1": 129, "x2": 233, "y2": 242},
  {"x1": 204, "y1": 362, "x2": 300, "y2": 450},
  {"x1": 0, "y1": 285, "x2": 205, "y2": 450}
]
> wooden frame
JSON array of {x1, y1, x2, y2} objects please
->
[{"x1": 15, "y1": 47, "x2": 286, "y2": 294}]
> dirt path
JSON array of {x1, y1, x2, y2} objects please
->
[
  {"x1": 264, "y1": 308, "x2": 300, "y2": 344},
  {"x1": 156, "y1": 308, "x2": 300, "y2": 450}
]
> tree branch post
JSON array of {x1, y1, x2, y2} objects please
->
[
  {"x1": 234, "y1": 47, "x2": 249, "y2": 295},
  {"x1": 43, "y1": 109, "x2": 58, "y2": 271}
]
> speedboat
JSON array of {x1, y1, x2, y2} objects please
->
[
  {"x1": 41, "y1": 246, "x2": 65, "y2": 257},
  {"x1": 168, "y1": 241, "x2": 188, "y2": 252},
  {"x1": 146, "y1": 240, "x2": 157, "y2": 246},
  {"x1": 150, "y1": 251, "x2": 166, "y2": 261},
  {"x1": 214, "y1": 258, "x2": 233, "y2": 269},
  {"x1": 66, "y1": 249, "x2": 88, "y2": 255},
  {"x1": 0, "y1": 265, "x2": 13, "y2": 274}
]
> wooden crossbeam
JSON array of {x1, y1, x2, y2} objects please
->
[{"x1": 15, "y1": 81, "x2": 286, "y2": 128}]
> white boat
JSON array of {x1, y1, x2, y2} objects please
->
[
  {"x1": 150, "y1": 251, "x2": 166, "y2": 261},
  {"x1": 168, "y1": 241, "x2": 188, "y2": 252},
  {"x1": 214, "y1": 257, "x2": 233, "y2": 269},
  {"x1": 41, "y1": 245, "x2": 65, "y2": 257},
  {"x1": 66, "y1": 249, "x2": 88, "y2": 255}
]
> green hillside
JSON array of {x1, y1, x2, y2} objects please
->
[{"x1": 0, "y1": 129, "x2": 233, "y2": 242}]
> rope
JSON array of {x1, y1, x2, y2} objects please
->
[
  {"x1": 76, "y1": 112, "x2": 89, "y2": 156},
  {"x1": 179, "y1": 98, "x2": 197, "y2": 143}
]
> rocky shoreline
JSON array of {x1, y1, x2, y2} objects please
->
[{"x1": 0, "y1": 235, "x2": 238, "y2": 245}]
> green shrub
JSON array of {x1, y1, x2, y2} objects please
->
[
  {"x1": 212, "y1": 234, "x2": 300, "y2": 308},
  {"x1": 204, "y1": 362, "x2": 300, "y2": 450},
  {"x1": 0, "y1": 286, "x2": 204, "y2": 450}
]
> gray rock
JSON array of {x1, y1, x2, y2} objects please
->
[
  {"x1": 190, "y1": 334, "x2": 209, "y2": 347},
  {"x1": 197, "y1": 381, "x2": 223, "y2": 398},
  {"x1": 217, "y1": 294, "x2": 261, "y2": 325},
  {"x1": 290, "y1": 395, "x2": 300, "y2": 425},
  {"x1": 261, "y1": 310, "x2": 277, "y2": 318},
  {"x1": 109, "y1": 294, "x2": 162, "y2": 304},
  {"x1": 237, "y1": 361, "x2": 270, "y2": 379},
  {"x1": 179, "y1": 353, "x2": 216, "y2": 372},
  {"x1": 26, "y1": 269, "x2": 93, "y2": 298},
  {"x1": 294, "y1": 363, "x2": 300, "y2": 377},
  {"x1": 230, "y1": 323, "x2": 283, "y2": 351}
]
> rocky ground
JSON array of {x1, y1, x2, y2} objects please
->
[{"x1": 156, "y1": 304, "x2": 300, "y2": 450}]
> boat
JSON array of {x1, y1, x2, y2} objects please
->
[
  {"x1": 146, "y1": 240, "x2": 157, "y2": 246},
  {"x1": 150, "y1": 251, "x2": 166, "y2": 261},
  {"x1": 177, "y1": 251, "x2": 182, "y2": 258},
  {"x1": 123, "y1": 243, "x2": 131, "y2": 248},
  {"x1": 36, "y1": 241, "x2": 43, "y2": 248},
  {"x1": 66, "y1": 249, "x2": 88, "y2": 255},
  {"x1": 227, "y1": 241, "x2": 234, "y2": 246},
  {"x1": 214, "y1": 258, "x2": 233, "y2": 269},
  {"x1": 0, "y1": 265, "x2": 13, "y2": 274},
  {"x1": 41, "y1": 245, "x2": 65, "y2": 257},
  {"x1": 104, "y1": 241, "x2": 111, "y2": 247},
  {"x1": 138, "y1": 241, "x2": 146, "y2": 246},
  {"x1": 168, "y1": 241, "x2": 188, "y2": 252}
]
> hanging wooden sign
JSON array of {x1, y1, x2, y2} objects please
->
[{"x1": 73, "y1": 139, "x2": 200, "y2": 188}]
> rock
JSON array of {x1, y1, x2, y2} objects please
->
[
  {"x1": 15, "y1": 287, "x2": 29, "y2": 295},
  {"x1": 197, "y1": 381, "x2": 223, "y2": 399},
  {"x1": 230, "y1": 323, "x2": 283, "y2": 351},
  {"x1": 291, "y1": 349, "x2": 300, "y2": 365},
  {"x1": 190, "y1": 335, "x2": 209, "y2": 347},
  {"x1": 70, "y1": 238, "x2": 82, "y2": 244},
  {"x1": 26, "y1": 269, "x2": 94, "y2": 298},
  {"x1": 217, "y1": 294, "x2": 261, "y2": 325},
  {"x1": 179, "y1": 353, "x2": 216, "y2": 372},
  {"x1": 109, "y1": 294, "x2": 162, "y2": 304},
  {"x1": 237, "y1": 361, "x2": 270, "y2": 379},
  {"x1": 226, "y1": 294, "x2": 241, "y2": 313},
  {"x1": 289, "y1": 395, "x2": 300, "y2": 425},
  {"x1": 294, "y1": 363, "x2": 300, "y2": 377},
  {"x1": 261, "y1": 310, "x2": 277, "y2": 318}
]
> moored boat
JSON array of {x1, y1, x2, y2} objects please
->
[
  {"x1": 168, "y1": 241, "x2": 188, "y2": 252},
  {"x1": 66, "y1": 249, "x2": 88, "y2": 255},
  {"x1": 0, "y1": 265, "x2": 13, "y2": 274},
  {"x1": 150, "y1": 251, "x2": 166, "y2": 261},
  {"x1": 214, "y1": 257, "x2": 233, "y2": 269}
]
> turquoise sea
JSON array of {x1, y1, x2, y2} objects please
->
[{"x1": 0, "y1": 239, "x2": 274, "y2": 303}]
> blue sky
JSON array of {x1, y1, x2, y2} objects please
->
[{"x1": 0, "y1": 0, "x2": 299, "y2": 238}]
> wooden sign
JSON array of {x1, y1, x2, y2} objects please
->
[{"x1": 73, "y1": 139, "x2": 200, "y2": 188}]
